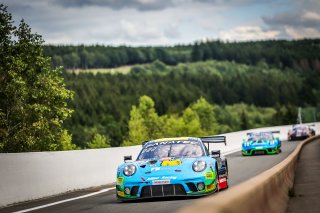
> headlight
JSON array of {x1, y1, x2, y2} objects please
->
[
  {"x1": 123, "y1": 164, "x2": 136, "y2": 176},
  {"x1": 192, "y1": 160, "x2": 207, "y2": 172}
]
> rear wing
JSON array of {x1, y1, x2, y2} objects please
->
[
  {"x1": 247, "y1": 131, "x2": 280, "y2": 136},
  {"x1": 200, "y1": 136, "x2": 226, "y2": 151},
  {"x1": 200, "y1": 136, "x2": 226, "y2": 145}
]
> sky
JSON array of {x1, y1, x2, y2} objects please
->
[{"x1": 2, "y1": 0, "x2": 320, "y2": 46}]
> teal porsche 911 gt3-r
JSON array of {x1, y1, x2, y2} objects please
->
[
  {"x1": 116, "y1": 136, "x2": 228, "y2": 200},
  {"x1": 242, "y1": 131, "x2": 281, "y2": 156}
]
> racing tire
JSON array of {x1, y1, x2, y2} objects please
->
[
  {"x1": 225, "y1": 159, "x2": 229, "y2": 176},
  {"x1": 225, "y1": 160, "x2": 229, "y2": 189},
  {"x1": 225, "y1": 177, "x2": 229, "y2": 189},
  {"x1": 215, "y1": 164, "x2": 220, "y2": 192}
]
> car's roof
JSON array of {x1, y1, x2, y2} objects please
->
[
  {"x1": 293, "y1": 124, "x2": 308, "y2": 128},
  {"x1": 249, "y1": 131, "x2": 273, "y2": 135}
]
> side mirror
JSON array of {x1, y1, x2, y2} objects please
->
[
  {"x1": 124, "y1": 155, "x2": 132, "y2": 162},
  {"x1": 211, "y1": 150, "x2": 220, "y2": 158}
]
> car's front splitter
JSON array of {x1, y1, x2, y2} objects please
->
[{"x1": 242, "y1": 146, "x2": 281, "y2": 156}]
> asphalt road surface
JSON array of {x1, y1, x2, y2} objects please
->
[{"x1": 3, "y1": 140, "x2": 301, "y2": 213}]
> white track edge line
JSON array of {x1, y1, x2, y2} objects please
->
[
  {"x1": 13, "y1": 187, "x2": 116, "y2": 213},
  {"x1": 13, "y1": 149, "x2": 240, "y2": 212}
]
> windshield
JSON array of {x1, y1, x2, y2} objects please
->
[
  {"x1": 248, "y1": 133, "x2": 273, "y2": 141},
  {"x1": 137, "y1": 140, "x2": 204, "y2": 160}
]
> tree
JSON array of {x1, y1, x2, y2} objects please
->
[
  {"x1": 0, "y1": 4, "x2": 74, "y2": 152},
  {"x1": 123, "y1": 106, "x2": 148, "y2": 146},
  {"x1": 59, "y1": 130, "x2": 77, "y2": 150},
  {"x1": 240, "y1": 110, "x2": 249, "y2": 130},
  {"x1": 137, "y1": 95, "x2": 162, "y2": 139},
  {"x1": 181, "y1": 107, "x2": 203, "y2": 136},
  {"x1": 87, "y1": 133, "x2": 111, "y2": 149},
  {"x1": 191, "y1": 97, "x2": 218, "y2": 135}
]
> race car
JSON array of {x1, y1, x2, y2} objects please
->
[
  {"x1": 288, "y1": 124, "x2": 316, "y2": 141},
  {"x1": 116, "y1": 136, "x2": 228, "y2": 200},
  {"x1": 242, "y1": 131, "x2": 281, "y2": 156}
]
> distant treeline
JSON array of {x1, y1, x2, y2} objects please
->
[
  {"x1": 62, "y1": 60, "x2": 320, "y2": 148},
  {"x1": 44, "y1": 39, "x2": 320, "y2": 71}
]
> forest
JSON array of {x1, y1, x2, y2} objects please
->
[
  {"x1": 46, "y1": 39, "x2": 320, "y2": 148},
  {"x1": 62, "y1": 59, "x2": 320, "y2": 148},
  {"x1": 44, "y1": 39, "x2": 320, "y2": 72}
]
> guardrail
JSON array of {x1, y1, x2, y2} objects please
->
[
  {"x1": 0, "y1": 123, "x2": 319, "y2": 207},
  {"x1": 178, "y1": 134, "x2": 320, "y2": 213}
]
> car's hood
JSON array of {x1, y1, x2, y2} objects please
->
[
  {"x1": 245, "y1": 140, "x2": 272, "y2": 146},
  {"x1": 118, "y1": 157, "x2": 209, "y2": 178}
]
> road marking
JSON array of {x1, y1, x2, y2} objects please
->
[
  {"x1": 14, "y1": 187, "x2": 116, "y2": 213},
  {"x1": 13, "y1": 148, "x2": 238, "y2": 213}
]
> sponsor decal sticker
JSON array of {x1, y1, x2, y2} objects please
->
[
  {"x1": 152, "y1": 180, "x2": 170, "y2": 185},
  {"x1": 117, "y1": 191, "x2": 124, "y2": 197},
  {"x1": 146, "y1": 177, "x2": 159, "y2": 181},
  {"x1": 206, "y1": 183, "x2": 215, "y2": 191},
  {"x1": 161, "y1": 159, "x2": 182, "y2": 166},
  {"x1": 117, "y1": 177, "x2": 124, "y2": 185},
  {"x1": 151, "y1": 167, "x2": 160, "y2": 171},
  {"x1": 144, "y1": 140, "x2": 199, "y2": 148},
  {"x1": 218, "y1": 178, "x2": 226, "y2": 183},
  {"x1": 205, "y1": 171, "x2": 214, "y2": 180},
  {"x1": 161, "y1": 176, "x2": 177, "y2": 180}
]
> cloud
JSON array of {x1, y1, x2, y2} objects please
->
[
  {"x1": 219, "y1": 26, "x2": 280, "y2": 41},
  {"x1": 2, "y1": 0, "x2": 319, "y2": 45},
  {"x1": 284, "y1": 26, "x2": 320, "y2": 39},
  {"x1": 263, "y1": 10, "x2": 320, "y2": 28},
  {"x1": 262, "y1": 10, "x2": 320, "y2": 39},
  {"x1": 50, "y1": 0, "x2": 279, "y2": 11},
  {"x1": 302, "y1": 11, "x2": 320, "y2": 22},
  {"x1": 51, "y1": 0, "x2": 175, "y2": 11}
]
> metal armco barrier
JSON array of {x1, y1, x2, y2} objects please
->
[{"x1": 177, "y1": 135, "x2": 320, "y2": 213}]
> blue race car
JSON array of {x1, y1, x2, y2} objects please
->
[
  {"x1": 116, "y1": 136, "x2": 228, "y2": 200},
  {"x1": 242, "y1": 131, "x2": 281, "y2": 156}
]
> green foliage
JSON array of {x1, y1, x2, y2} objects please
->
[
  {"x1": 180, "y1": 107, "x2": 203, "y2": 136},
  {"x1": 44, "y1": 39, "x2": 320, "y2": 73},
  {"x1": 124, "y1": 96, "x2": 162, "y2": 146},
  {"x1": 0, "y1": 5, "x2": 74, "y2": 152},
  {"x1": 45, "y1": 45, "x2": 191, "y2": 69},
  {"x1": 59, "y1": 130, "x2": 77, "y2": 150},
  {"x1": 123, "y1": 106, "x2": 148, "y2": 146},
  {"x1": 124, "y1": 96, "x2": 282, "y2": 146},
  {"x1": 190, "y1": 97, "x2": 218, "y2": 135},
  {"x1": 87, "y1": 133, "x2": 111, "y2": 149},
  {"x1": 63, "y1": 58, "x2": 318, "y2": 147}
]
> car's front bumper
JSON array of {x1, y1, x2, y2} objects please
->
[
  {"x1": 289, "y1": 134, "x2": 309, "y2": 140},
  {"x1": 116, "y1": 169, "x2": 218, "y2": 200},
  {"x1": 242, "y1": 146, "x2": 281, "y2": 156}
]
